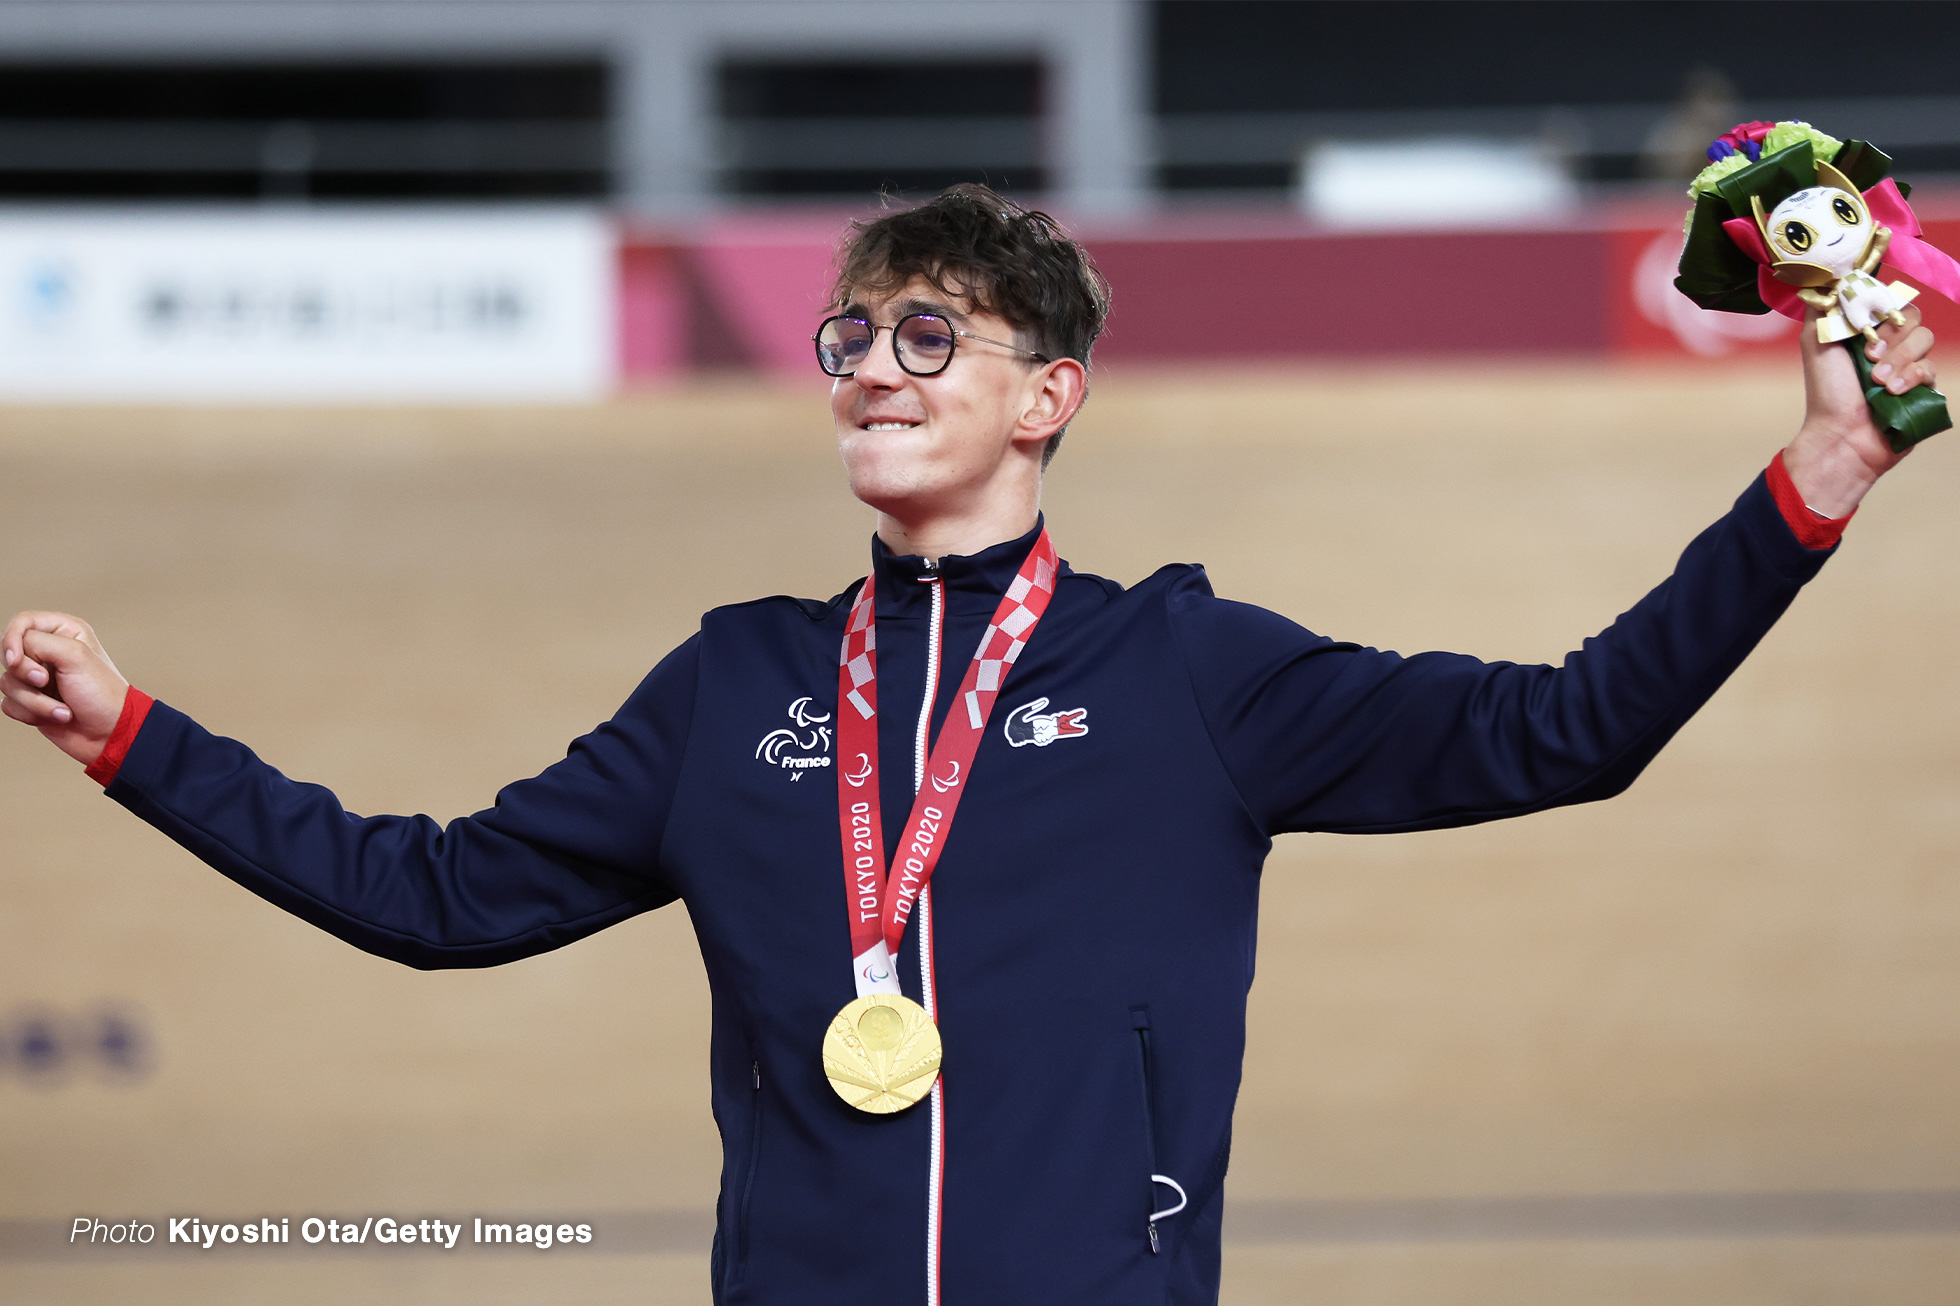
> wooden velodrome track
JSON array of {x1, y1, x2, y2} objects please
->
[{"x1": 5, "y1": 361, "x2": 1960, "y2": 1304}]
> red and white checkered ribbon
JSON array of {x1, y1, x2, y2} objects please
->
[
  {"x1": 962, "y1": 550, "x2": 1055, "y2": 729},
  {"x1": 835, "y1": 530, "x2": 1059, "y2": 996},
  {"x1": 840, "y1": 580, "x2": 879, "y2": 724}
]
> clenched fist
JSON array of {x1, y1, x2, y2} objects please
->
[{"x1": 1, "y1": 612, "x2": 131, "y2": 767}]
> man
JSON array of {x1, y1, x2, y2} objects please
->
[{"x1": 1, "y1": 184, "x2": 1939, "y2": 1304}]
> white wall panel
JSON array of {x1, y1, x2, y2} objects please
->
[{"x1": 0, "y1": 207, "x2": 613, "y2": 401}]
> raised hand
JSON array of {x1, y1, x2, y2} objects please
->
[
  {"x1": 1, "y1": 611, "x2": 131, "y2": 766},
  {"x1": 1784, "y1": 303, "x2": 1939, "y2": 517}
]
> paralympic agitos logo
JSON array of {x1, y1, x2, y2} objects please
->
[{"x1": 755, "y1": 697, "x2": 834, "y2": 780}]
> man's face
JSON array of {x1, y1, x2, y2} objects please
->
[{"x1": 831, "y1": 276, "x2": 1048, "y2": 521}]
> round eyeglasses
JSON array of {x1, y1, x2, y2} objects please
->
[{"x1": 813, "y1": 313, "x2": 1052, "y2": 378}]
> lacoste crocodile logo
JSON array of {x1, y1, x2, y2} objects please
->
[{"x1": 1003, "y1": 697, "x2": 1089, "y2": 748}]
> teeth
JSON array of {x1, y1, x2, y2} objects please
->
[{"x1": 865, "y1": 422, "x2": 918, "y2": 431}]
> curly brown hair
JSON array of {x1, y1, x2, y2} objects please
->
[{"x1": 829, "y1": 184, "x2": 1110, "y2": 468}]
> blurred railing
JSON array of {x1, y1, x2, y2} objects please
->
[
  {"x1": 717, "y1": 118, "x2": 1039, "y2": 172},
  {"x1": 0, "y1": 120, "x2": 609, "y2": 177},
  {"x1": 1158, "y1": 95, "x2": 1960, "y2": 191}
]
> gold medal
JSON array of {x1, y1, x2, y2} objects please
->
[{"x1": 821, "y1": 993, "x2": 942, "y2": 1114}]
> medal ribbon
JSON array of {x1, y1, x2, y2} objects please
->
[{"x1": 835, "y1": 529, "x2": 1059, "y2": 997}]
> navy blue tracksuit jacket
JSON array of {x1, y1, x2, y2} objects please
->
[{"x1": 103, "y1": 473, "x2": 1831, "y2": 1304}]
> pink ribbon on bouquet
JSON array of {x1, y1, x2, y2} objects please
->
[{"x1": 1721, "y1": 178, "x2": 1960, "y2": 320}]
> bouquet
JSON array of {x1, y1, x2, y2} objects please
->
[{"x1": 1677, "y1": 121, "x2": 1959, "y2": 450}]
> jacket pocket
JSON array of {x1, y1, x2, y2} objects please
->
[{"x1": 1131, "y1": 1007, "x2": 1187, "y2": 1255}]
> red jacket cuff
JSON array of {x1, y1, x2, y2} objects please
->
[
  {"x1": 85, "y1": 687, "x2": 154, "y2": 787},
  {"x1": 1766, "y1": 450, "x2": 1854, "y2": 551}
]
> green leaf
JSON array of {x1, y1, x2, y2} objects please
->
[
  {"x1": 1676, "y1": 191, "x2": 1768, "y2": 314},
  {"x1": 1830, "y1": 140, "x2": 1894, "y2": 192},
  {"x1": 1713, "y1": 141, "x2": 1817, "y2": 220}
]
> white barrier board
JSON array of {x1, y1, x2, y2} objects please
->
[{"x1": 0, "y1": 208, "x2": 613, "y2": 402}]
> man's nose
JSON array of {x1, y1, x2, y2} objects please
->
[{"x1": 853, "y1": 326, "x2": 906, "y2": 389}]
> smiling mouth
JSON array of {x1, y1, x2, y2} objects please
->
[{"x1": 862, "y1": 420, "x2": 921, "y2": 431}]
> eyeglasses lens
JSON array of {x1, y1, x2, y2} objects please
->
[
  {"x1": 894, "y1": 316, "x2": 955, "y2": 374},
  {"x1": 816, "y1": 318, "x2": 873, "y2": 376}
]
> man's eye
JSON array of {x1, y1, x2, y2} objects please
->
[
  {"x1": 912, "y1": 333, "x2": 954, "y2": 352},
  {"x1": 1781, "y1": 221, "x2": 1815, "y2": 252},
  {"x1": 1832, "y1": 196, "x2": 1861, "y2": 226}
]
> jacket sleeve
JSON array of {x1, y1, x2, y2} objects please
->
[
  {"x1": 102, "y1": 635, "x2": 699, "y2": 968},
  {"x1": 1169, "y1": 474, "x2": 1833, "y2": 836}
]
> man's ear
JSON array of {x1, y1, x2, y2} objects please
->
[{"x1": 1012, "y1": 358, "x2": 1088, "y2": 448}]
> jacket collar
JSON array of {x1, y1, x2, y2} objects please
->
[{"x1": 869, "y1": 515, "x2": 1048, "y2": 618}]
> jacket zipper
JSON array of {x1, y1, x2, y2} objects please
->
[
  {"x1": 1132, "y1": 1009, "x2": 1162, "y2": 1253},
  {"x1": 915, "y1": 559, "x2": 943, "y2": 784},
  {"x1": 737, "y1": 1060, "x2": 762, "y2": 1273},
  {"x1": 917, "y1": 559, "x2": 944, "y2": 1306}
]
